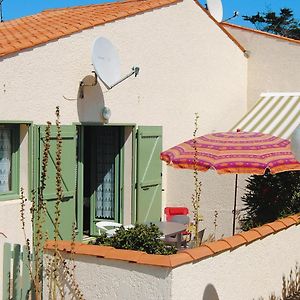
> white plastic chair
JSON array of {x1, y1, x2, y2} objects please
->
[
  {"x1": 96, "y1": 221, "x2": 134, "y2": 237},
  {"x1": 95, "y1": 221, "x2": 123, "y2": 236}
]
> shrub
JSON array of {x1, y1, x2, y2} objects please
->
[
  {"x1": 240, "y1": 170, "x2": 300, "y2": 230},
  {"x1": 92, "y1": 223, "x2": 177, "y2": 255}
]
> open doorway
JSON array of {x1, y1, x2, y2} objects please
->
[{"x1": 82, "y1": 126, "x2": 124, "y2": 236}]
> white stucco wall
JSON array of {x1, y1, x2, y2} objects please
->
[
  {"x1": 43, "y1": 223, "x2": 300, "y2": 300},
  {"x1": 0, "y1": 0, "x2": 247, "y2": 240},
  {"x1": 43, "y1": 252, "x2": 172, "y2": 300},
  {"x1": 167, "y1": 170, "x2": 248, "y2": 238},
  {"x1": 172, "y1": 225, "x2": 300, "y2": 299},
  {"x1": 224, "y1": 25, "x2": 300, "y2": 108}
]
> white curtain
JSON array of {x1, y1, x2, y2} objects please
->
[
  {"x1": 0, "y1": 128, "x2": 11, "y2": 193},
  {"x1": 95, "y1": 128, "x2": 117, "y2": 219},
  {"x1": 96, "y1": 163, "x2": 115, "y2": 219}
]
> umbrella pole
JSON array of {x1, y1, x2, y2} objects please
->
[{"x1": 232, "y1": 174, "x2": 238, "y2": 235}]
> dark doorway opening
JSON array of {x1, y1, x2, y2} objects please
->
[{"x1": 82, "y1": 126, "x2": 123, "y2": 236}]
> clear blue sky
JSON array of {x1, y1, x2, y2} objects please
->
[{"x1": 2, "y1": 0, "x2": 300, "y2": 28}]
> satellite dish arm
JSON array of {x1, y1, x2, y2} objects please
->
[
  {"x1": 105, "y1": 66, "x2": 140, "y2": 90},
  {"x1": 0, "y1": 0, "x2": 4, "y2": 22},
  {"x1": 223, "y1": 11, "x2": 239, "y2": 22}
]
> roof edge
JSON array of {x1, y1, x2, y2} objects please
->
[
  {"x1": 192, "y1": 0, "x2": 246, "y2": 54},
  {"x1": 223, "y1": 22, "x2": 300, "y2": 46},
  {"x1": 0, "y1": 0, "x2": 182, "y2": 58}
]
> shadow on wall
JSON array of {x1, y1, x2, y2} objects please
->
[
  {"x1": 203, "y1": 284, "x2": 219, "y2": 300},
  {"x1": 77, "y1": 75, "x2": 106, "y2": 123}
]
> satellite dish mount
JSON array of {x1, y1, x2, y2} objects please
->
[{"x1": 79, "y1": 37, "x2": 140, "y2": 99}]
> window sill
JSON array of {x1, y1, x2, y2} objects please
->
[{"x1": 0, "y1": 193, "x2": 20, "y2": 201}]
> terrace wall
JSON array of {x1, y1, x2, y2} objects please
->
[{"x1": 44, "y1": 214, "x2": 300, "y2": 300}]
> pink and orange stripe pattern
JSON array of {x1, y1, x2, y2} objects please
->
[{"x1": 160, "y1": 132, "x2": 300, "y2": 174}]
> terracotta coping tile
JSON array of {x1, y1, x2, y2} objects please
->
[
  {"x1": 279, "y1": 217, "x2": 297, "y2": 227},
  {"x1": 137, "y1": 254, "x2": 171, "y2": 267},
  {"x1": 44, "y1": 241, "x2": 115, "y2": 257},
  {"x1": 137, "y1": 252, "x2": 193, "y2": 267},
  {"x1": 265, "y1": 221, "x2": 286, "y2": 232},
  {"x1": 44, "y1": 240, "x2": 74, "y2": 252},
  {"x1": 203, "y1": 240, "x2": 231, "y2": 253},
  {"x1": 182, "y1": 245, "x2": 214, "y2": 261},
  {"x1": 104, "y1": 248, "x2": 144, "y2": 263},
  {"x1": 221, "y1": 235, "x2": 247, "y2": 248},
  {"x1": 288, "y1": 214, "x2": 300, "y2": 223},
  {"x1": 252, "y1": 225, "x2": 274, "y2": 237},
  {"x1": 43, "y1": 213, "x2": 300, "y2": 268},
  {"x1": 75, "y1": 244, "x2": 114, "y2": 258},
  {"x1": 168, "y1": 253, "x2": 194, "y2": 267},
  {"x1": 237, "y1": 230, "x2": 261, "y2": 243}
]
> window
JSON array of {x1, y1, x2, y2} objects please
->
[{"x1": 0, "y1": 124, "x2": 19, "y2": 200}]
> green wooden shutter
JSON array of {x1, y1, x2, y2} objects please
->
[
  {"x1": 136, "y1": 126, "x2": 162, "y2": 223},
  {"x1": 37, "y1": 125, "x2": 77, "y2": 240}
]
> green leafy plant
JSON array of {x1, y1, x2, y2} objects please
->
[
  {"x1": 92, "y1": 223, "x2": 177, "y2": 255},
  {"x1": 240, "y1": 170, "x2": 300, "y2": 231}
]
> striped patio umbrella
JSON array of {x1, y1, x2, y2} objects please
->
[{"x1": 160, "y1": 131, "x2": 300, "y2": 234}]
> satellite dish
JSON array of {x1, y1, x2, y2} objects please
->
[
  {"x1": 207, "y1": 0, "x2": 223, "y2": 22},
  {"x1": 92, "y1": 37, "x2": 121, "y2": 88},
  {"x1": 91, "y1": 37, "x2": 140, "y2": 90}
]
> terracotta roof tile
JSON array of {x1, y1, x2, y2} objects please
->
[{"x1": 0, "y1": 0, "x2": 181, "y2": 58}]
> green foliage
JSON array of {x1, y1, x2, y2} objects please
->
[
  {"x1": 243, "y1": 8, "x2": 300, "y2": 40},
  {"x1": 240, "y1": 171, "x2": 300, "y2": 230},
  {"x1": 92, "y1": 224, "x2": 177, "y2": 255}
]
